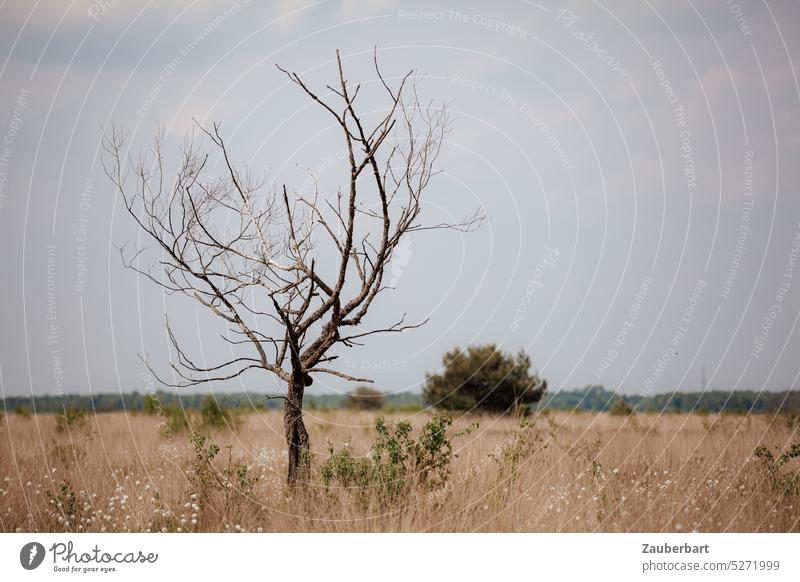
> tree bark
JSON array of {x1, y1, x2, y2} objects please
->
[{"x1": 284, "y1": 371, "x2": 310, "y2": 485}]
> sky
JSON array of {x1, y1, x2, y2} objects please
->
[{"x1": 1, "y1": 0, "x2": 799, "y2": 401}]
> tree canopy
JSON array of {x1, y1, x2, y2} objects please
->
[{"x1": 423, "y1": 344, "x2": 547, "y2": 413}]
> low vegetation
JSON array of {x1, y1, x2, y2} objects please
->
[
  {"x1": 610, "y1": 398, "x2": 634, "y2": 416},
  {"x1": 199, "y1": 395, "x2": 239, "y2": 429},
  {"x1": 2, "y1": 408, "x2": 799, "y2": 532},
  {"x1": 322, "y1": 413, "x2": 475, "y2": 506},
  {"x1": 753, "y1": 442, "x2": 800, "y2": 497},
  {"x1": 55, "y1": 407, "x2": 90, "y2": 435}
]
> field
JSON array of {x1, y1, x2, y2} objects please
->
[{"x1": 1, "y1": 408, "x2": 799, "y2": 532}]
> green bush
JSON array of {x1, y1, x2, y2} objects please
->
[
  {"x1": 492, "y1": 418, "x2": 549, "y2": 482},
  {"x1": 423, "y1": 344, "x2": 547, "y2": 413},
  {"x1": 321, "y1": 413, "x2": 476, "y2": 504},
  {"x1": 55, "y1": 407, "x2": 88, "y2": 433},
  {"x1": 754, "y1": 442, "x2": 800, "y2": 496},
  {"x1": 200, "y1": 395, "x2": 238, "y2": 429},
  {"x1": 188, "y1": 432, "x2": 222, "y2": 504},
  {"x1": 187, "y1": 433, "x2": 258, "y2": 528},
  {"x1": 143, "y1": 393, "x2": 160, "y2": 414},
  {"x1": 610, "y1": 398, "x2": 634, "y2": 416},
  {"x1": 159, "y1": 404, "x2": 190, "y2": 437}
]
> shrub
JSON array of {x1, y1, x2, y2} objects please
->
[
  {"x1": 188, "y1": 432, "x2": 222, "y2": 503},
  {"x1": 754, "y1": 442, "x2": 800, "y2": 497},
  {"x1": 187, "y1": 433, "x2": 258, "y2": 528},
  {"x1": 143, "y1": 393, "x2": 160, "y2": 414},
  {"x1": 55, "y1": 407, "x2": 88, "y2": 433},
  {"x1": 321, "y1": 413, "x2": 476, "y2": 504},
  {"x1": 423, "y1": 344, "x2": 546, "y2": 413},
  {"x1": 15, "y1": 405, "x2": 31, "y2": 418},
  {"x1": 200, "y1": 395, "x2": 238, "y2": 429},
  {"x1": 491, "y1": 417, "x2": 548, "y2": 483},
  {"x1": 161, "y1": 404, "x2": 190, "y2": 437},
  {"x1": 345, "y1": 386, "x2": 386, "y2": 410},
  {"x1": 610, "y1": 398, "x2": 634, "y2": 416},
  {"x1": 413, "y1": 413, "x2": 463, "y2": 489}
]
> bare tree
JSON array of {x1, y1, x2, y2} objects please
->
[{"x1": 103, "y1": 50, "x2": 483, "y2": 484}]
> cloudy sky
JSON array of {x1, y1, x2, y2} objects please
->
[{"x1": 1, "y1": 0, "x2": 799, "y2": 402}]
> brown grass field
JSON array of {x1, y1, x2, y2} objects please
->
[{"x1": 1, "y1": 408, "x2": 799, "y2": 532}]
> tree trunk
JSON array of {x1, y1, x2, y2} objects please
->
[{"x1": 284, "y1": 371, "x2": 310, "y2": 485}]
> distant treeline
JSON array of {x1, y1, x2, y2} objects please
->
[
  {"x1": 2, "y1": 385, "x2": 799, "y2": 414},
  {"x1": 0, "y1": 391, "x2": 422, "y2": 414},
  {"x1": 540, "y1": 385, "x2": 800, "y2": 414}
]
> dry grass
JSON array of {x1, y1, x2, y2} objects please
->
[{"x1": 1, "y1": 408, "x2": 799, "y2": 532}]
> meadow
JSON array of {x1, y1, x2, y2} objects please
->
[{"x1": 1, "y1": 408, "x2": 798, "y2": 532}]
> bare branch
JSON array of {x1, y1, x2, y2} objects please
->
[{"x1": 104, "y1": 50, "x2": 481, "y2": 405}]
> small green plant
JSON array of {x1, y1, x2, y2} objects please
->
[
  {"x1": 414, "y1": 413, "x2": 464, "y2": 488},
  {"x1": 370, "y1": 417, "x2": 414, "y2": 499},
  {"x1": 188, "y1": 432, "x2": 222, "y2": 503},
  {"x1": 221, "y1": 445, "x2": 259, "y2": 493},
  {"x1": 609, "y1": 398, "x2": 634, "y2": 416},
  {"x1": 143, "y1": 393, "x2": 160, "y2": 414},
  {"x1": 161, "y1": 405, "x2": 190, "y2": 436},
  {"x1": 322, "y1": 419, "x2": 410, "y2": 502},
  {"x1": 320, "y1": 446, "x2": 369, "y2": 490},
  {"x1": 200, "y1": 395, "x2": 238, "y2": 429},
  {"x1": 321, "y1": 413, "x2": 475, "y2": 505},
  {"x1": 186, "y1": 433, "x2": 258, "y2": 528},
  {"x1": 491, "y1": 417, "x2": 548, "y2": 483},
  {"x1": 55, "y1": 407, "x2": 88, "y2": 434},
  {"x1": 754, "y1": 442, "x2": 800, "y2": 497},
  {"x1": 15, "y1": 405, "x2": 31, "y2": 418}
]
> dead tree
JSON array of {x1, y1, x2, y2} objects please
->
[{"x1": 103, "y1": 51, "x2": 483, "y2": 484}]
